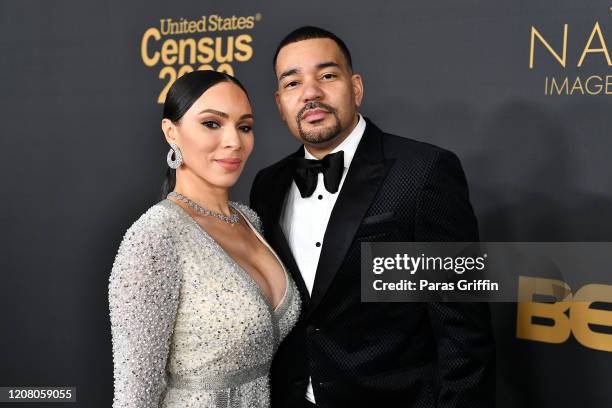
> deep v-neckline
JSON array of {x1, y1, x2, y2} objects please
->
[{"x1": 163, "y1": 199, "x2": 289, "y2": 313}]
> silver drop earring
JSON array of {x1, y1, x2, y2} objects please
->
[{"x1": 167, "y1": 143, "x2": 183, "y2": 169}]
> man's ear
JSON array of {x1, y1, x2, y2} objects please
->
[
  {"x1": 161, "y1": 118, "x2": 177, "y2": 145},
  {"x1": 274, "y1": 91, "x2": 287, "y2": 122},
  {"x1": 351, "y1": 74, "x2": 364, "y2": 107}
]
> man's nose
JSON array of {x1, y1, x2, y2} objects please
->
[{"x1": 301, "y1": 79, "x2": 324, "y2": 103}]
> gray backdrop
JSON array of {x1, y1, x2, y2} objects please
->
[{"x1": 1, "y1": 0, "x2": 611, "y2": 406}]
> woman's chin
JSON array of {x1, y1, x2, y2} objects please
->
[{"x1": 211, "y1": 174, "x2": 243, "y2": 189}]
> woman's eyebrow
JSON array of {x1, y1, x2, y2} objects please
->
[
  {"x1": 198, "y1": 109, "x2": 228, "y2": 118},
  {"x1": 198, "y1": 109, "x2": 253, "y2": 121}
]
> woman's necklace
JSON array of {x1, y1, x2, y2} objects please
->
[{"x1": 167, "y1": 191, "x2": 240, "y2": 225}]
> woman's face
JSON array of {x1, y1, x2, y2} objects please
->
[{"x1": 163, "y1": 81, "x2": 254, "y2": 189}]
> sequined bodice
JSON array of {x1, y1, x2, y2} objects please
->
[{"x1": 109, "y1": 200, "x2": 301, "y2": 408}]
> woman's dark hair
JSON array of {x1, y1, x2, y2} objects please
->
[{"x1": 160, "y1": 70, "x2": 249, "y2": 198}]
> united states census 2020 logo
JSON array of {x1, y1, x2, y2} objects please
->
[
  {"x1": 140, "y1": 13, "x2": 261, "y2": 103},
  {"x1": 528, "y1": 6, "x2": 611, "y2": 96}
]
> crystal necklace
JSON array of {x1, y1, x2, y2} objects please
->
[{"x1": 167, "y1": 191, "x2": 240, "y2": 225}]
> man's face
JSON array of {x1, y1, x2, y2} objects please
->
[{"x1": 275, "y1": 38, "x2": 363, "y2": 148}]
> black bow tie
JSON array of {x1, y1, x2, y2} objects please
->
[{"x1": 291, "y1": 150, "x2": 344, "y2": 198}]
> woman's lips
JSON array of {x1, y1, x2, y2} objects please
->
[
  {"x1": 215, "y1": 158, "x2": 242, "y2": 170},
  {"x1": 301, "y1": 109, "x2": 329, "y2": 122}
]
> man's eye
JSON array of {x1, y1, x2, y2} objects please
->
[
  {"x1": 202, "y1": 121, "x2": 220, "y2": 129},
  {"x1": 239, "y1": 125, "x2": 252, "y2": 133},
  {"x1": 285, "y1": 81, "x2": 299, "y2": 89},
  {"x1": 322, "y1": 73, "x2": 337, "y2": 80}
]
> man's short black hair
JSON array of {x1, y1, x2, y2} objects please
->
[{"x1": 273, "y1": 26, "x2": 353, "y2": 73}]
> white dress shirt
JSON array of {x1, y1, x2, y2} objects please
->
[{"x1": 280, "y1": 114, "x2": 366, "y2": 404}]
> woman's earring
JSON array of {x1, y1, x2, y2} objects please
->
[{"x1": 167, "y1": 143, "x2": 183, "y2": 169}]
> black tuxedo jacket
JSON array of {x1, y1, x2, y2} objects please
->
[{"x1": 250, "y1": 119, "x2": 495, "y2": 408}]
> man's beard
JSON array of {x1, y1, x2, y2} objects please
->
[{"x1": 296, "y1": 101, "x2": 342, "y2": 145}]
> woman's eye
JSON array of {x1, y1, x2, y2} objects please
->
[
  {"x1": 239, "y1": 125, "x2": 252, "y2": 133},
  {"x1": 202, "y1": 121, "x2": 220, "y2": 129}
]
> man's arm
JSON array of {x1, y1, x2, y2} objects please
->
[{"x1": 414, "y1": 149, "x2": 496, "y2": 408}]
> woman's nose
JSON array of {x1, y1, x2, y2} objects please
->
[{"x1": 221, "y1": 127, "x2": 242, "y2": 149}]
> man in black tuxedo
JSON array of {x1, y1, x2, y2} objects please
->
[{"x1": 250, "y1": 26, "x2": 495, "y2": 408}]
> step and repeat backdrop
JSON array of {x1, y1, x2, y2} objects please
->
[{"x1": 1, "y1": 0, "x2": 610, "y2": 406}]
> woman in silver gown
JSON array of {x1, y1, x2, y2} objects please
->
[{"x1": 108, "y1": 71, "x2": 300, "y2": 407}]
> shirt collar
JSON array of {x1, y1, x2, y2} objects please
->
[{"x1": 304, "y1": 114, "x2": 366, "y2": 169}]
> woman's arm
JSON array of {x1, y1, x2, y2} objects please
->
[{"x1": 108, "y1": 216, "x2": 180, "y2": 408}]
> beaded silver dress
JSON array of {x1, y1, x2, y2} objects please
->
[{"x1": 109, "y1": 199, "x2": 300, "y2": 408}]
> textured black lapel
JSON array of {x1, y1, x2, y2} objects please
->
[
  {"x1": 269, "y1": 222, "x2": 312, "y2": 307},
  {"x1": 257, "y1": 147, "x2": 312, "y2": 306},
  {"x1": 309, "y1": 119, "x2": 394, "y2": 310}
]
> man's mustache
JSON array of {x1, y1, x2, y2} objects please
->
[{"x1": 297, "y1": 101, "x2": 337, "y2": 121}]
